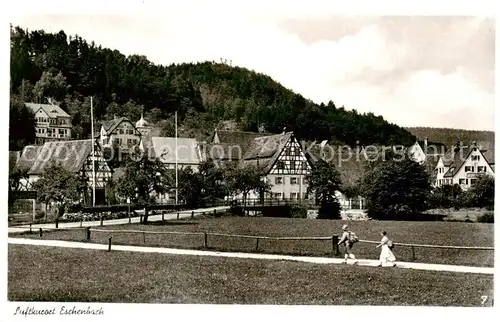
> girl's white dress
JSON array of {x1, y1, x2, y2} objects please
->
[{"x1": 379, "y1": 235, "x2": 396, "y2": 263}]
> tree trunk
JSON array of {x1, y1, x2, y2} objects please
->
[{"x1": 143, "y1": 204, "x2": 149, "y2": 224}]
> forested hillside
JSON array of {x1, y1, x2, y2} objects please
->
[
  {"x1": 406, "y1": 127, "x2": 495, "y2": 149},
  {"x1": 10, "y1": 26, "x2": 417, "y2": 150}
]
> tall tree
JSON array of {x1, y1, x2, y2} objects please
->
[
  {"x1": 224, "y1": 163, "x2": 271, "y2": 212},
  {"x1": 33, "y1": 163, "x2": 87, "y2": 219},
  {"x1": 9, "y1": 96, "x2": 36, "y2": 151},
  {"x1": 306, "y1": 160, "x2": 342, "y2": 219},
  {"x1": 361, "y1": 158, "x2": 431, "y2": 220},
  {"x1": 116, "y1": 148, "x2": 173, "y2": 223}
]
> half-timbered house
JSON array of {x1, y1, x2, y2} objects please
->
[
  {"x1": 15, "y1": 140, "x2": 113, "y2": 204},
  {"x1": 207, "y1": 129, "x2": 313, "y2": 201}
]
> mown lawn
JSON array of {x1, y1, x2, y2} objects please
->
[
  {"x1": 8, "y1": 244, "x2": 494, "y2": 306},
  {"x1": 10, "y1": 216, "x2": 494, "y2": 267}
]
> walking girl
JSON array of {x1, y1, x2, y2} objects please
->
[{"x1": 376, "y1": 231, "x2": 396, "y2": 267}]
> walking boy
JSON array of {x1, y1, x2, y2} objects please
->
[{"x1": 338, "y1": 224, "x2": 358, "y2": 265}]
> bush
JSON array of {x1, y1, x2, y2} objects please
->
[
  {"x1": 290, "y1": 205, "x2": 308, "y2": 219},
  {"x1": 35, "y1": 211, "x2": 45, "y2": 219},
  {"x1": 477, "y1": 212, "x2": 494, "y2": 223},
  {"x1": 317, "y1": 202, "x2": 341, "y2": 220}
]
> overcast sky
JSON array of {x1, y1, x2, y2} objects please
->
[{"x1": 10, "y1": 4, "x2": 495, "y2": 131}]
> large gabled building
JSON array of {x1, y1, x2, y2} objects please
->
[
  {"x1": 14, "y1": 140, "x2": 113, "y2": 204},
  {"x1": 96, "y1": 116, "x2": 142, "y2": 153},
  {"x1": 25, "y1": 100, "x2": 72, "y2": 144},
  {"x1": 206, "y1": 129, "x2": 313, "y2": 201}
]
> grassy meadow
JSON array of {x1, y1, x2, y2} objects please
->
[
  {"x1": 8, "y1": 244, "x2": 493, "y2": 306},
  {"x1": 10, "y1": 216, "x2": 494, "y2": 267}
]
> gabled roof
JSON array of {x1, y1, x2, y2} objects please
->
[
  {"x1": 441, "y1": 145, "x2": 492, "y2": 178},
  {"x1": 100, "y1": 117, "x2": 140, "y2": 135},
  {"x1": 210, "y1": 130, "x2": 269, "y2": 153},
  {"x1": 242, "y1": 132, "x2": 294, "y2": 172},
  {"x1": 415, "y1": 140, "x2": 447, "y2": 155},
  {"x1": 151, "y1": 137, "x2": 202, "y2": 165},
  {"x1": 25, "y1": 102, "x2": 70, "y2": 118},
  {"x1": 16, "y1": 140, "x2": 96, "y2": 175}
]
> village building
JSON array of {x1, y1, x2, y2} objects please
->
[
  {"x1": 435, "y1": 141, "x2": 494, "y2": 190},
  {"x1": 14, "y1": 139, "x2": 113, "y2": 204},
  {"x1": 408, "y1": 137, "x2": 447, "y2": 164},
  {"x1": 25, "y1": 99, "x2": 72, "y2": 145},
  {"x1": 96, "y1": 116, "x2": 142, "y2": 153},
  {"x1": 206, "y1": 129, "x2": 313, "y2": 201}
]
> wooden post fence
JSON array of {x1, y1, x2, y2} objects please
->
[
  {"x1": 191, "y1": 211, "x2": 194, "y2": 219},
  {"x1": 39, "y1": 228, "x2": 42, "y2": 237},
  {"x1": 108, "y1": 237, "x2": 112, "y2": 252},
  {"x1": 29, "y1": 223, "x2": 32, "y2": 234},
  {"x1": 100, "y1": 215, "x2": 104, "y2": 226},
  {"x1": 143, "y1": 231, "x2": 146, "y2": 243},
  {"x1": 204, "y1": 232, "x2": 208, "y2": 247},
  {"x1": 255, "y1": 238, "x2": 260, "y2": 251},
  {"x1": 411, "y1": 245, "x2": 416, "y2": 261},
  {"x1": 177, "y1": 212, "x2": 180, "y2": 220},
  {"x1": 86, "y1": 227, "x2": 91, "y2": 241},
  {"x1": 162, "y1": 212, "x2": 165, "y2": 221},
  {"x1": 55, "y1": 218, "x2": 59, "y2": 228},
  {"x1": 332, "y1": 235, "x2": 339, "y2": 256}
]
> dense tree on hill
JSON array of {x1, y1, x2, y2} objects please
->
[
  {"x1": 10, "y1": 26, "x2": 416, "y2": 151},
  {"x1": 406, "y1": 127, "x2": 494, "y2": 149},
  {"x1": 9, "y1": 95, "x2": 36, "y2": 151}
]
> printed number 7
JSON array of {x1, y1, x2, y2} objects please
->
[{"x1": 481, "y1": 296, "x2": 488, "y2": 305}]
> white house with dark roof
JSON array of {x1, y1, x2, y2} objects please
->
[
  {"x1": 435, "y1": 142, "x2": 494, "y2": 190},
  {"x1": 14, "y1": 139, "x2": 113, "y2": 204},
  {"x1": 96, "y1": 116, "x2": 142, "y2": 152},
  {"x1": 25, "y1": 100, "x2": 72, "y2": 144},
  {"x1": 150, "y1": 137, "x2": 203, "y2": 171}
]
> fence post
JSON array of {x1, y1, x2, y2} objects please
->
[
  {"x1": 140, "y1": 213, "x2": 143, "y2": 224},
  {"x1": 108, "y1": 237, "x2": 112, "y2": 252},
  {"x1": 100, "y1": 214, "x2": 104, "y2": 226},
  {"x1": 204, "y1": 232, "x2": 208, "y2": 247},
  {"x1": 55, "y1": 218, "x2": 59, "y2": 228},
  {"x1": 256, "y1": 238, "x2": 260, "y2": 251},
  {"x1": 143, "y1": 231, "x2": 146, "y2": 243},
  {"x1": 214, "y1": 209, "x2": 216, "y2": 216},
  {"x1": 177, "y1": 212, "x2": 179, "y2": 220},
  {"x1": 29, "y1": 223, "x2": 32, "y2": 234},
  {"x1": 162, "y1": 212, "x2": 165, "y2": 221},
  {"x1": 411, "y1": 245, "x2": 416, "y2": 261},
  {"x1": 332, "y1": 235, "x2": 339, "y2": 256},
  {"x1": 80, "y1": 219, "x2": 83, "y2": 227},
  {"x1": 39, "y1": 228, "x2": 42, "y2": 237},
  {"x1": 191, "y1": 211, "x2": 194, "y2": 219},
  {"x1": 86, "y1": 227, "x2": 91, "y2": 241}
]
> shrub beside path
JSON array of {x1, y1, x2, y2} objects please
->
[{"x1": 8, "y1": 237, "x2": 493, "y2": 275}]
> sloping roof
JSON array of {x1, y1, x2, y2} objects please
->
[
  {"x1": 442, "y1": 146, "x2": 474, "y2": 178},
  {"x1": 25, "y1": 102, "x2": 70, "y2": 118},
  {"x1": 16, "y1": 145, "x2": 45, "y2": 172},
  {"x1": 151, "y1": 137, "x2": 201, "y2": 164},
  {"x1": 242, "y1": 132, "x2": 293, "y2": 172},
  {"x1": 17, "y1": 140, "x2": 95, "y2": 175},
  {"x1": 416, "y1": 140, "x2": 447, "y2": 155},
  {"x1": 211, "y1": 130, "x2": 268, "y2": 153}
]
